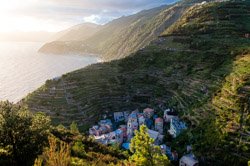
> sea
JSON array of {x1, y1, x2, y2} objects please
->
[{"x1": 0, "y1": 42, "x2": 98, "y2": 103}]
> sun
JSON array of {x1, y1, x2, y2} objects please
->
[{"x1": 0, "y1": 0, "x2": 66, "y2": 32}]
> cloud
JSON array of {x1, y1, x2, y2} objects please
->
[{"x1": 1, "y1": 0, "x2": 179, "y2": 32}]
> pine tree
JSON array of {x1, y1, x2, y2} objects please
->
[
  {"x1": 129, "y1": 125, "x2": 170, "y2": 166},
  {"x1": 70, "y1": 121, "x2": 79, "y2": 134}
]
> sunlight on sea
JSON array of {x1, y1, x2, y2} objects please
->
[{"x1": 0, "y1": 42, "x2": 98, "y2": 103}]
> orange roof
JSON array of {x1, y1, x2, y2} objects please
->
[
  {"x1": 143, "y1": 108, "x2": 154, "y2": 113},
  {"x1": 155, "y1": 118, "x2": 163, "y2": 123}
]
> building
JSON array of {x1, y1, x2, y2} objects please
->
[
  {"x1": 127, "y1": 111, "x2": 139, "y2": 141},
  {"x1": 119, "y1": 125, "x2": 127, "y2": 139},
  {"x1": 106, "y1": 129, "x2": 124, "y2": 145},
  {"x1": 94, "y1": 135, "x2": 108, "y2": 145},
  {"x1": 122, "y1": 143, "x2": 130, "y2": 150},
  {"x1": 138, "y1": 113, "x2": 145, "y2": 126},
  {"x1": 98, "y1": 119, "x2": 112, "y2": 127},
  {"x1": 89, "y1": 125, "x2": 100, "y2": 136},
  {"x1": 145, "y1": 118, "x2": 153, "y2": 129},
  {"x1": 168, "y1": 118, "x2": 187, "y2": 138},
  {"x1": 148, "y1": 129, "x2": 164, "y2": 145},
  {"x1": 143, "y1": 108, "x2": 154, "y2": 119},
  {"x1": 179, "y1": 154, "x2": 199, "y2": 166},
  {"x1": 114, "y1": 112, "x2": 125, "y2": 122},
  {"x1": 164, "y1": 109, "x2": 178, "y2": 122},
  {"x1": 124, "y1": 111, "x2": 130, "y2": 122},
  {"x1": 155, "y1": 118, "x2": 164, "y2": 134},
  {"x1": 94, "y1": 129, "x2": 124, "y2": 145},
  {"x1": 89, "y1": 119, "x2": 113, "y2": 136}
]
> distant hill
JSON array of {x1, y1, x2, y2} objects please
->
[
  {"x1": 39, "y1": 3, "x2": 186, "y2": 60},
  {"x1": 39, "y1": 0, "x2": 216, "y2": 60},
  {"x1": 25, "y1": 1, "x2": 250, "y2": 165},
  {"x1": 53, "y1": 23, "x2": 101, "y2": 42}
]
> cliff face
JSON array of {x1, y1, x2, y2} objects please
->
[{"x1": 26, "y1": 1, "x2": 250, "y2": 165}]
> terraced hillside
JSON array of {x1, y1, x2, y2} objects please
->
[{"x1": 24, "y1": 1, "x2": 250, "y2": 164}]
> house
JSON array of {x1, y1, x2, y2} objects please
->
[
  {"x1": 148, "y1": 129, "x2": 164, "y2": 145},
  {"x1": 124, "y1": 111, "x2": 130, "y2": 122},
  {"x1": 159, "y1": 144, "x2": 178, "y2": 160},
  {"x1": 168, "y1": 118, "x2": 187, "y2": 138},
  {"x1": 148, "y1": 129, "x2": 159, "y2": 140},
  {"x1": 98, "y1": 119, "x2": 112, "y2": 127},
  {"x1": 94, "y1": 135, "x2": 108, "y2": 145},
  {"x1": 122, "y1": 143, "x2": 130, "y2": 150},
  {"x1": 160, "y1": 144, "x2": 167, "y2": 154},
  {"x1": 138, "y1": 113, "x2": 145, "y2": 126},
  {"x1": 106, "y1": 129, "x2": 124, "y2": 145},
  {"x1": 94, "y1": 129, "x2": 124, "y2": 145},
  {"x1": 127, "y1": 111, "x2": 139, "y2": 141},
  {"x1": 164, "y1": 109, "x2": 178, "y2": 122},
  {"x1": 155, "y1": 118, "x2": 164, "y2": 134},
  {"x1": 89, "y1": 125, "x2": 100, "y2": 136},
  {"x1": 143, "y1": 108, "x2": 154, "y2": 119},
  {"x1": 114, "y1": 112, "x2": 124, "y2": 122},
  {"x1": 179, "y1": 154, "x2": 199, "y2": 166},
  {"x1": 89, "y1": 119, "x2": 113, "y2": 136},
  {"x1": 145, "y1": 118, "x2": 153, "y2": 129},
  {"x1": 119, "y1": 125, "x2": 127, "y2": 139}
]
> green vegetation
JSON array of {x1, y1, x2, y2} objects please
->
[
  {"x1": 0, "y1": 101, "x2": 51, "y2": 165},
  {"x1": 22, "y1": 0, "x2": 250, "y2": 165},
  {"x1": 129, "y1": 125, "x2": 170, "y2": 166},
  {"x1": 0, "y1": 102, "x2": 129, "y2": 165}
]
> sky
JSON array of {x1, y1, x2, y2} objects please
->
[{"x1": 0, "y1": 0, "x2": 178, "y2": 33}]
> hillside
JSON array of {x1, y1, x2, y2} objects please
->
[
  {"x1": 24, "y1": 1, "x2": 250, "y2": 165},
  {"x1": 39, "y1": 23, "x2": 101, "y2": 54},
  {"x1": 39, "y1": 3, "x2": 188, "y2": 60}
]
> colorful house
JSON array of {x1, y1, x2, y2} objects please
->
[
  {"x1": 106, "y1": 129, "x2": 124, "y2": 145},
  {"x1": 143, "y1": 108, "x2": 154, "y2": 119},
  {"x1": 179, "y1": 153, "x2": 198, "y2": 166},
  {"x1": 127, "y1": 111, "x2": 139, "y2": 141},
  {"x1": 89, "y1": 125, "x2": 100, "y2": 136},
  {"x1": 155, "y1": 118, "x2": 164, "y2": 134},
  {"x1": 89, "y1": 119, "x2": 113, "y2": 136},
  {"x1": 164, "y1": 109, "x2": 178, "y2": 122},
  {"x1": 119, "y1": 125, "x2": 127, "y2": 139},
  {"x1": 98, "y1": 119, "x2": 112, "y2": 127},
  {"x1": 114, "y1": 112, "x2": 125, "y2": 122},
  {"x1": 168, "y1": 118, "x2": 187, "y2": 138},
  {"x1": 138, "y1": 113, "x2": 145, "y2": 126},
  {"x1": 145, "y1": 118, "x2": 153, "y2": 129},
  {"x1": 147, "y1": 129, "x2": 164, "y2": 145},
  {"x1": 124, "y1": 111, "x2": 130, "y2": 122}
]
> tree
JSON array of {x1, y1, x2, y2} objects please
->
[
  {"x1": 70, "y1": 121, "x2": 79, "y2": 134},
  {"x1": 0, "y1": 101, "x2": 51, "y2": 165},
  {"x1": 129, "y1": 125, "x2": 170, "y2": 166},
  {"x1": 40, "y1": 136, "x2": 71, "y2": 166}
]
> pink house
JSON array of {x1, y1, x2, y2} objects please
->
[{"x1": 155, "y1": 118, "x2": 164, "y2": 134}]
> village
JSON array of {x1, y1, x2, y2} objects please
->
[{"x1": 88, "y1": 108, "x2": 199, "y2": 166}]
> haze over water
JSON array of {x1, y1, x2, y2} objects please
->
[{"x1": 0, "y1": 42, "x2": 98, "y2": 103}]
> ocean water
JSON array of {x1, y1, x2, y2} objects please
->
[{"x1": 0, "y1": 42, "x2": 98, "y2": 103}]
